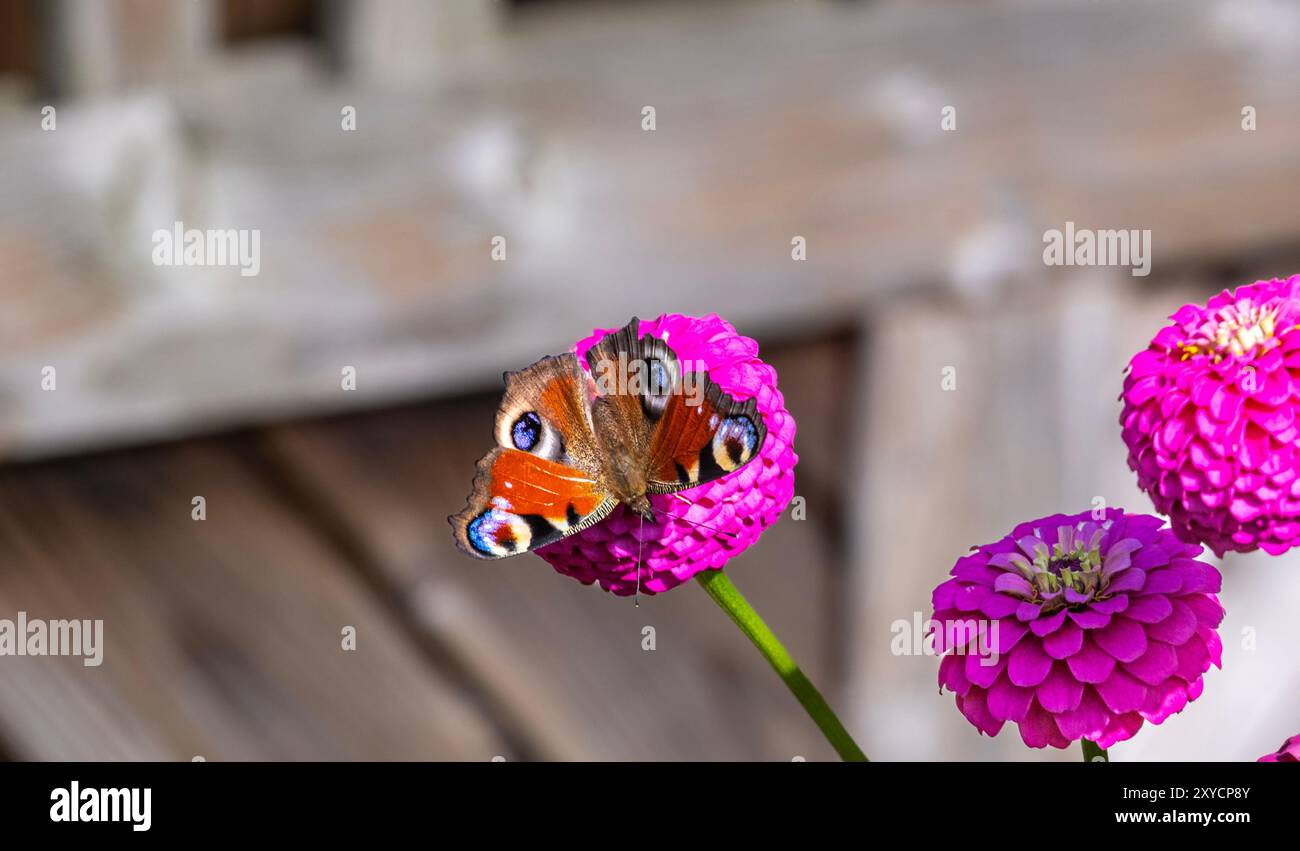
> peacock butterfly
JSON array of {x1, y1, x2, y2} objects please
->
[{"x1": 450, "y1": 317, "x2": 767, "y2": 559}]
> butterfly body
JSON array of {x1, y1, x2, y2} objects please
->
[
  {"x1": 451, "y1": 317, "x2": 767, "y2": 559},
  {"x1": 589, "y1": 393, "x2": 655, "y2": 518}
]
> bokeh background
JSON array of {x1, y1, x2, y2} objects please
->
[{"x1": 0, "y1": 0, "x2": 1297, "y2": 761}]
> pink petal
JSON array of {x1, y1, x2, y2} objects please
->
[
  {"x1": 1092, "y1": 616, "x2": 1148, "y2": 663},
  {"x1": 1124, "y1": 594, "x2": 1173, "y2": 623},
  {"x1": 1094, "y1": 667, "x2": 1148, "y2": 714},
  {"x1": 1145, "y1": 598, "x2": 1198, "y2": 644},
  {"x1": 1139, "y1": 678, "x2": 1189, "y2": 723},
  {"x1": 1066, "y1": 636, "x2": 1117, "y2": 683},
  {"x1": 1090, "y1": 594, "x2": 1130, "y2": 615},
  {"x1": 1053, "y1": 687, "x2": 1110, "y2": 741},
  {"x1": 1174, "y1": 634, "x2": 1210, "y2": 682},
  {"x1": 1096, "y1": 711, "x2": 1145, "y2": 749},
  {"x1": 979, "y1": 593, "x2": 1021, "y2": 619},
  {"x1": 1018, "y1": 700, "x2": 1069, "y2": 749},
  {"x1": 1007, "y1": 638, "x2": 1054, "y2": 687},
  {"x1": 1106, "y1": 568, "x2": 1146, "y2": 594},
  {"x1": 1181, "y1": 594, "x2": 1225, "y2": 628},
  {"x1": 939, "y1": 652, "x2": 971, "y2": 695},
  {"x1": 1016, "y1": 601, "x2": 1043, "y2": 621},
  {"x1": 965, "y1": 648, "x2": 1006, "y2": 689},
  {"x1": 1209, "y1": 384, "x2": 1244, "y2": 422},
  {"x1": 993, "y1": 573, "x2": 1034, "y2": 596},
  {"x1": 1122, "y1": 639, "x2": 1179, "y2": 686},
  {"x1": 987, "y1": 675, "x2": 1035, "y2": 723},
  {"x1": 1140, "y1": 569, "x2": 1183, "y2": 595},
  {"x1": 1202, "y1": 627, "x2": 1224, "y2": 668},
  {"x1": 957, "y1": 688, "x2": 1004, "y2": 737},
  {"x1": 1042, "y1": 621, "x2": 1084, "y2": 659},
  {"x1": 988, "y1": 619, "x2": 1028, "y2": 656},
  {"x1": 1169, "y1": 559, "x2": 1222, "y2": 594},
  {"x1": 1133, "y1": 546, "x2": 1171, "y2": 569},
  {"x1": 1028, "y1": 609, "x2": 1067, "y2": 636},
  {"x1": 1068, "y1": 608, "x2": 1112, "y2": 630},
  {"x1": 1239, "y1": 426, "x2": 1271, "y2": 470},
  {"x1": 1036, "y1": 662, "x2": 1084, "y2": 713}
]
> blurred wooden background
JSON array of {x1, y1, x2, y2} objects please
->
[
  {"x1": 0, "y1": 333, "x2": 854, "y2": 760},
  {"x1": 1, "y1": 0, "x2": 1298, "y2": 760}
]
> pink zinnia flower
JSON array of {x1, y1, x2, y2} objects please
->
[
  {"x1": 931, "y1": 509, "x2": 1224, "y2": 749},
  {"x1": 1258, "y1": 734, "x2": 1300, "y2": 762},
  {"x1": 1121, "y1": 275, "x2": 1300, "y2": 556},
  {"x1": 535, "y1": 313, "x2": 797, "y2": 596}
]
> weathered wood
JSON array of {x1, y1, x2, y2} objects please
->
[
  {"x1": 0, "y1": 438, "x2": 509, "y2": 760},
  {"x1": 4, "y1": 0, "x2": 1300, "y2": 460},
  {"x1": 30, "y1": 0, "x2": 213, "y2": 98}
]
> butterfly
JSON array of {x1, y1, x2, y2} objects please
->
[{"x1": 450, "y1": 317, "x2": 767, "y2": 559}]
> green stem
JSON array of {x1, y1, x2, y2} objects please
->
[
  {"x1": 1081, "y1": 740, "x2": 1109, "y2": 762},
  {"x1": 696, "y1": 570, "x2": 868, "y2": 762}
]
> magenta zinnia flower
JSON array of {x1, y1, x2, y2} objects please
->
[
  {"x1": 1258, "y1": 734, "x2": 1300, "y2": 762},
  {"x1": 535, "y1": 313, "x2": 797, "y2": 596},
  {"x1": 1121, "y1": 275, "x2": 1300, "y2": 555},
  {"x1": 931, "y1": 509, "x2": 1224, "y2": 749}
]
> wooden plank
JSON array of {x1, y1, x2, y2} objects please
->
[
  {"x1": 260, "y1": 336, "x2": 855, "y2": 760},
  {"x1": 5, "y1": 0, "x2": 1300, "y2": 460},
  {"x1": 0, "y1": 437, "x2": 510, "y2": 760}
]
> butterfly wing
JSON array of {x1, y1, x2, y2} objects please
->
[
  {"x1": 643, "y1": 377, "x2": 767, "y2": 494},
  {"x1": 451, "y1": 447, "x2": 616, "y2": 558},
  {"x1": 583, "y1": 317, "x2": 767, "y2": 495},
  {"x1": 450, "y1": 353, "x2": 616, "y2": 559}
]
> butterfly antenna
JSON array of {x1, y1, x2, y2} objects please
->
[
  {"x1": 663, "y1": 494, "x2": 741, "y2": 543},
  {"x1": 634, "y1": 510, "x2": 645, "y2": 607}
]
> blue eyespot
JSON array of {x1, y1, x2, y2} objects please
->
[
  {"x1": 719, "y1": 415, "x2": 758, "y2": 464},
  {"x1": 512, "y1": 412, "x2": 542, "y2": 451},
  {"x1": 647, "y1": 359, "x2": 671, "y2": 395},
  {"x1": 468, "y1": 508, "x2": 520, "y2": 556},
  {"x1": 467, "y1": 510, "x2": 501, "y2": 555}
]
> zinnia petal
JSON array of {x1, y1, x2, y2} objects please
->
[
  {"x1": 1007, "y1": 638, "x2": 1053, "y2": 687},
  {"x1": 1092, "y1": 616, "x2": 1148, "y2": 663}
]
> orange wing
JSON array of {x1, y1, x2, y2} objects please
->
[
  {"x1": 450, "y1": 448, "x2": 615, "y2": 559},
  {"x1": 644, "y1": 380, "x2": 766, "y2": 493}
]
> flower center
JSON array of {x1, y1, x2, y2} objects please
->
[
  {"x1": 1047, "y1": 553, "x2": 1082, "y2": 575},
  {"x1": 1033, "y1": 541, "x2": 1103, "y2": 599},
  {"x1": 1178, "y1": 301, "x2": 1290, "y2": 361},
  {"x1": 994, "y1": 521, "x2": 1144, "y2": 614}
]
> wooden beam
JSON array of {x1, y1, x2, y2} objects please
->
[{"x1": 0, "y1": 436, "x2": 510, "y2": 759}]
